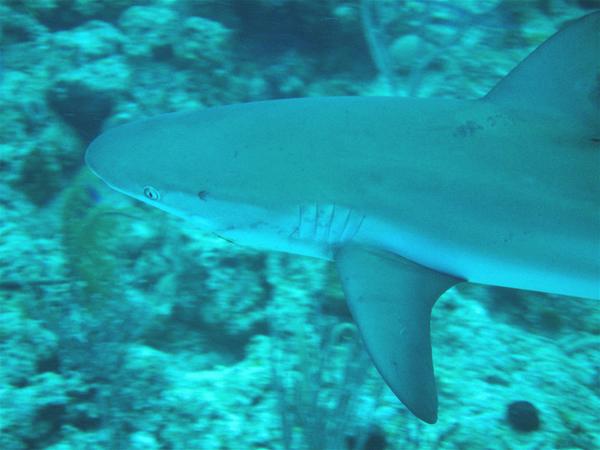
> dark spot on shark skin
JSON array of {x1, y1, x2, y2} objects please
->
[
  {"x1": 453, "y1": 120, "x2": 483, "y2": 138},
  {"x1": 485, "y1": 114, "x2": 505, "y2": 127}
]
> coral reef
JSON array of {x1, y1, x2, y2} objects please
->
[{"x1": 1, "y1": 1, "x2": 598, "y2": 449}]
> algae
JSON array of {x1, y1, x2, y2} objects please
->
[{"x1": 61, "y1": 173, "x2": 124, "y2": 303}]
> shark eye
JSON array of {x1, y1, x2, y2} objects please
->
[{"x1": 143, "y1": 186, "x2": 160, "y2": 201}]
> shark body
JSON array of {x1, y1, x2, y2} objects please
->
[{"x1": 86, "y1": 12, "x2": 600, "y2": 423}]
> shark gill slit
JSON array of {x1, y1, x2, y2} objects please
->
[
  {"x1": 294, "y1": 204, "x2": 304, "y2": 238},
  {"x1": 339, "y1": 207, "x2": 353, "y2": 242},
  {"x1": 326, "y1": 204, "x2": 336, "y2": 244},
  {"x1": 313, "y1": 203, "x2": 319, "y2": 239}
]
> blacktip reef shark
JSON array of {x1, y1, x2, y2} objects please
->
[{"x1": 85, "y1": 12, "x2": 599, "y2": 423}]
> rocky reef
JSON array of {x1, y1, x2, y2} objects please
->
[{"x1": 0, "y1": 1, "x2": 598, "y2": 449}]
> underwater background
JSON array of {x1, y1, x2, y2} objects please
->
[{"x1": 0, "y1": 0, "x2": 599, "y2": 449}]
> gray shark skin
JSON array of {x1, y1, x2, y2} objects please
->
[{"x1": 86, "y1": 12, "x2": 600, "y2": 423}]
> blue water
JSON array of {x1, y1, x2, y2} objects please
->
[{"x1": 1, "y1": 1, "x2": 598, "y2": 449}]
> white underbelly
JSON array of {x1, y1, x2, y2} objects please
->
[
  {"x1": 357, "y1": 218, "x2": 599, "y2": 300},
  {"x1": 216, "y1": 203, "x2": 598, "y2": 300}
]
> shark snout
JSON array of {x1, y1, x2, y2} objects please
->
[
  {"x1": 84, "y1": 139, "x2": 101, "y2": 177},
  {"x1": 85, "y1": 126, "x2": 115, "y2": 175},
  {"x1": 84, "y1": 126, "x2": 124, "y2": 182}
]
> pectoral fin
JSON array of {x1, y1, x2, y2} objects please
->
[{"x1": 335, "y1": 244, "x2": 462, "y2": 423}]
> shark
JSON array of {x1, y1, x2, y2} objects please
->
[{"x1": 85, "y1": 12, "x2": 599, "y2": 423}]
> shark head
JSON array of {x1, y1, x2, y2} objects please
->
[
  {"x1": 85, "y1": 97, "x2": 405, "y2": 259},
  {"x1": 85, "y1": 108, "x2": 288, "y2": 237}
]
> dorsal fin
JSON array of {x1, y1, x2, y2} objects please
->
[{"x1": 484, "y1": 12, "x2": 600, "y2": 131}]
